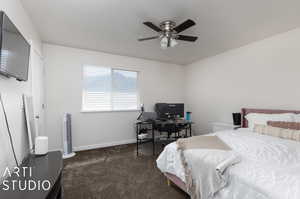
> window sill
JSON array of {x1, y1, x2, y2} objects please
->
[{"x1": 81, "y1": 109, "x2": 140, "y2": 113}]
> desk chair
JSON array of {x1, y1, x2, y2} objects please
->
[{"x1": 154, "y1": 121, "x2": 186, "y2": 141}]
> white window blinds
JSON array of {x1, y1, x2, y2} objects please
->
[{"x1": 82, "y1": 65, "x2": 139, "y2": 111}]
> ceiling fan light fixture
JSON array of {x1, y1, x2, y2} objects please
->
[
  {"x1": 160, "y1": 37, "x2": 177, "y2": 49},
  {"x1": 139, "y1": 19, "x2": 197, "y2": 48},
  {"x1": 170, "y1": 38, "x2": 178, "y2": 48},
  {"x1": 160, "y1": 36, "x2": 168, "y2": 49}
]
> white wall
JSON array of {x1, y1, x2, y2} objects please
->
[
  {"x1": 0, "y1": 0, "x2": 42, "y2": 180},
  {"x1": 185, "y1": 28, "x2": 300, "y2": 134},
  {"x1": 44, "y1": 44, "x2": 185, "y2": 151}
]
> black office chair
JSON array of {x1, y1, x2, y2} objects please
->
[{"x1": 154, "y1": 121, "x2": 185, "y2": 141}]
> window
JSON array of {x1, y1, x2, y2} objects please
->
[{"x1": 82, "y1": 65, "x2": 139, "y2": 112}]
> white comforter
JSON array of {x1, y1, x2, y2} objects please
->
[{"x1": 156, "y1": 129, "x2": 300, "y2": 199}]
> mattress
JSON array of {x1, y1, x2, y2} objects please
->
[{"x1": 156, "y1": 128, "x2": 300, "y2": 199}]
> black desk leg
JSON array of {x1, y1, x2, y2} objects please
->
[
  {"x1": 57, "y1": 187, "x2": 62, "y2": 199},
  {"x1": 152, "y1": 125, "x2": 155, "y2": 156},
  {"x1": 136, "y1": 124, "x2": 139, "y2": 156},
  {"x1": 185, "y1": 127, "x2": 188, "y2": 138},
  {"x1": 189, "y1": 124, "x2": 192, "y2": 137}
]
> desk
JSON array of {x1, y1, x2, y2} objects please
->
[
  {"x1": 136, "y1": 121, "x2": 155, "y2": 156},
  {"x1": 155, "y1": 119, "x2": 193, "y2": 137},
  {"x1": 136, "y1": 119, "x2": 193, "y2": 156},
  {"x1": 0, "y1": 151, "x2": 63, "y2": 199}
]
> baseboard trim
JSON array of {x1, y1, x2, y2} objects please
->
[
  {"x1": 49, "y1": 148, "x2": 63, "y2": 152},
  {"x1": 73, "y1": 139, "x2": 136, "y2": 152}
]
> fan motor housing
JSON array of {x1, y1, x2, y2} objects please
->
[{"x1": 160, "y1": 20, "x2": 176, "y2": 32}]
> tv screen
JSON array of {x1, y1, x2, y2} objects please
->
[
  {"x1": 155, "y1": 103, "x2": 184, "y2": 119},
  {"x1": 0, "y1": 11, "x2": 30, "y2": 81}
]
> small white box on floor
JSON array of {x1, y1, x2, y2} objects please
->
[{"x1": 35, "y1": 136, "x2": 48, "y2": 155}]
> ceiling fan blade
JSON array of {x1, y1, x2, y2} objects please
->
[
  {"x1": 143, "y1": 22, "x2": 162, "y2": 32},
  {"x1": 138, "y1": 36, "x2": 159, "y2": 41},
  {"x1": 176, "y1": 35, "x2": 198, "y2": 42},
  {"x1": 174, "y1": 19, "x2": 196, "y2": 33}
]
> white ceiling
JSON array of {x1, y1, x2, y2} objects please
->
[{"x1": 21, "y1": 0, "x2": 300, "y2": 65}]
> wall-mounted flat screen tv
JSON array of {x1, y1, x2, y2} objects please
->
[{"x1": 0, "y1": 11, "x2": 30, "y2": 81}]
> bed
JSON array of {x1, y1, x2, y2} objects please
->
[{"x1": 156, "y1": 108, "x2": 300, "y2": 199}]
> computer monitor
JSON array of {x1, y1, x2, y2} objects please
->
[{"x1": 155, "y1": 103, "x2": 184, "y2": 119}]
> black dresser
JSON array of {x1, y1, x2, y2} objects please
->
[{"x1": 0, "y1": 151, "x2": 63, "y2": 199}]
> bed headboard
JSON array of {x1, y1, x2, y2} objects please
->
[{"x1": 241, "y1": 108, "x2": 300, "y2": 128}]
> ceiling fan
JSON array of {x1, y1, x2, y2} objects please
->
[{"x1": 138, "y1": 19, "x2": 198, "y2": 49}]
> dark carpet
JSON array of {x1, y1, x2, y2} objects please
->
[{"x1": 63, "y1": 144, "x2": 189, "y2": 199}]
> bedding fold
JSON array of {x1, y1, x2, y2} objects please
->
[
  {"x1": 216, "y1": 154, "x2": 241, "y2": 175},
  {"x1": 177, "y1": 135, "x2": 231, "y2": 151},
  {"x1": 177, "y1": 135, "x2": 241, "y2": 199}
]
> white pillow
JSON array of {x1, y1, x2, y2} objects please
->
[
  {"x1": 294, "y1": 114, "x2": 300, "y2": 122},
  {"x1": 245, "y1": 113, "x2": 294, "y2": 130}
]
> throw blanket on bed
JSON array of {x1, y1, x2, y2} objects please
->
[{"x1": 177, "y1": 136, "x2": 241, "y2": 199}]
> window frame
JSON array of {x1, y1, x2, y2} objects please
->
[{"x1": 81, "y1": 65, "x2": 141, "y2": 113}]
